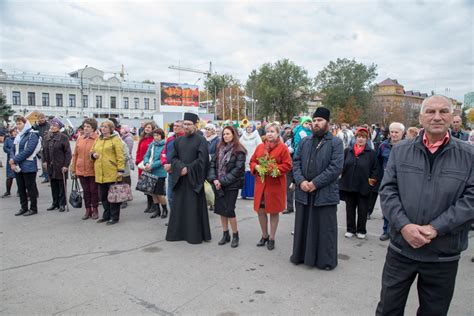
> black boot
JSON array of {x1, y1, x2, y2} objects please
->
[
  {"x1": 144, "y1": 195, "x2": 153, "y2": 213},
  {"x1": 218, "y1": 231, "x2": 231, "y2": 245},
  {"x1": 15, "y1": 209, "x2": 28, "y2": 216},
  {"x1": 150, "y1": 204, "x2": 161, "y2": 218},
  {"x1": 160, "y1": 204, "x2": 168, "y2": 218},
  {"x1": 2, "y1": 178, "x2": 13, "y2": 198},
  {"x1": 231, "y1": 232, "x2": 239, "y2": 248}
]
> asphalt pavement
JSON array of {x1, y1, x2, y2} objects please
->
[{"x1": 0, "y1": 142, "x2": 472, "y2": 315}]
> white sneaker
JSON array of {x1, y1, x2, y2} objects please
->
[
  {"x1": 356, "y1": 233, "x2": 366, "y2": 239},
  {"x1": 344, "y1": 232, "x2": 354, "y2": 238}
]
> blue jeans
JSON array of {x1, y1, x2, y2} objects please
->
[{"x1": 383, "y1": 217, "x2": 389, "y2": 234}]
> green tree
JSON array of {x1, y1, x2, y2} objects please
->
[
  {"x1": 314, "y1": 58, "x2": 377, "y2": 124},
  {"x1": 142, "y1": 79, "x2": 155, "y2": 84},
  {"x1": 0, "y1": 92, "x2": 14, "y2": 124},
  {"x1": 246, "y1": 59, "x2": 312, "y2": 123},
  {"x1": 204, "y1": 74, "x2": 239, "y2": 99}
]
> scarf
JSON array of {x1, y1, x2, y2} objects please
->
[
  {"x1": 264, "y1": 137, "x2": 282, "y2": 154},
  {"x1": 354, "y1": 144, "x2": 365, "y2": 157},
  {"x1": 206, "y1": 133, "x2": 218, "y2": 143},
  {"x1": 241, "y1": 130, "x2": 260, "y2": 142},
  {"x1": 14, "y1": 121, "x2": 32, "y2": 145},
  {"x1": 217, "y1": 143, "x2": 233, "y2": 179}
]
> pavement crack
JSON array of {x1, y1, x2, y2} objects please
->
[
  {"x1": 126, "y1": 291, "x2": 173, "y2": 315},
  {"x1": 51, "y1": 299, "x2": 92, "y2": 315},
  {"x1": 1, "y1": 239, "x2": 166, "y2": 272}
]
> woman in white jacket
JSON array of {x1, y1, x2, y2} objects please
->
[{"x1": 239, "y1": 124, "x2": 262, "y2": 199}]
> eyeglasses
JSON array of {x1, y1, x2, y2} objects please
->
[{"x1": 183, "y1": 122, "x2": 194, "y2": 126}]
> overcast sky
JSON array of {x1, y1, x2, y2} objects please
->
[{"x1": 1, "y1": 0, "x2": 472, "y2": 102}]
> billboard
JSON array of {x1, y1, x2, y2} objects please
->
[{"x1": 160, "y1": 82, "x2": 199, "y2": 107}]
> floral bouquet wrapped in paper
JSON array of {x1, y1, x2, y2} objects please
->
[{"x1": 256, "y1": 154, "x2": 281, "y2": 182}]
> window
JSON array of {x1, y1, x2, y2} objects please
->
[
  {"x1": 69, "y1": 94, "x2": 76, "y2": 107},
  {"x1": 56, "y1": 94, "x2": 63, "y2": 107},
  {"x1": 110, "y1": 96, "x2": 116, "y2": 109},
  {"x1": 96, "y1": 95, "x2": 102, "y2": 108},
  {"x1": 28, "y1": 92, "x2": 35, "y2": 106},
  {"x1": 153, "y1": 98, "x2": 157, "y2": 110},
  {"x1": 82, "y1": 95, "x2": 88, "y2": 108},
  {"x1": 144, "y1": 98, "x2": 149, "y2": 110},
  {"x1": 134, "y1": 97, "x2": 139, "y2": 109},
  {"x1": 12, "y1": 91, "x2": 21, "y2": 105},
  {"x1": 123, "y1": 97, "x2": 129, "y2": 109},
  {"x1": 42, "y1": 93, "x2": 49, "y2": 106}
]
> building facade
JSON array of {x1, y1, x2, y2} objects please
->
[{"x1": 0, "y1": 67, "x2": 158, "y2": 120}]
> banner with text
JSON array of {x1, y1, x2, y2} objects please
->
[{"x1": 160, "y1": 82, "x2": 199, "y2": 107}]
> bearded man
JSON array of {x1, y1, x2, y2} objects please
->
[
  {"x1": 165, "y1": 112, "x2": 212, "y2": 244},
  {"x1": 290, "y1": 107, "x2": 344, "y2": 270}
]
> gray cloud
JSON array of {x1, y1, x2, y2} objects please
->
[{"x1": 0, "y1": 0, "x2": 472, "y2": 102}]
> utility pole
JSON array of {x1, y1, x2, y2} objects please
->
[{"x1": 80, "y1": 65, "x2": 88, "y2": 118}]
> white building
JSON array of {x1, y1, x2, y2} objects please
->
[{"x1": 0, "y1": 67, "x2": 158, "y2": 120}]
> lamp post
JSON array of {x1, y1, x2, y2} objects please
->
[{"x1": 80, "y1": 65, "x2": 88, "y2": 118}]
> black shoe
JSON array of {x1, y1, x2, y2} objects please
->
[
  {"x1": 231, "y1": 232, "x2": 239, "y2": 248},
  {"x1": 267, "y1": 239, "x2": 275, "y2": 250},
  {"x1": 282, "y1": 209, "x2": 294, "y2": 214},
  {"x1": 106, "y1": 220, "x2": 118, "y2": 225},
  {"x1": 15, "y1": 209, "x2": 28, "y2": 216},
  {"x1": 47, "y1": 205, "x2": 59, "y2": 211},
  {"x1": 96, "y1": 218, "x2": 108, "y2": 223},
  {"x1": 41, "y1": 179, "x2": 49, "y2": 183},
  {"x1": 23, "y1": 210, "x2": 38, "y2": 216},
  {"x1": 161, "y1": 206, "x2": 168, "y2": 219},
  {"x1": 218, "y1": 231, "x2": 231, "y2": 245},
  {"x1": 58, "y1": 206, "x2": 65, "y2": 212},
  {"x1": 1, "y1": 192, "x2": 11, "y2": 198},
  {"x1": 256, "y1": 236, "x2": 269, "y2": 247},
  {"x1": 144, "y1": 205, "x2": 154, "y2": 213},
  {"x1": 150, "y1": 205, "x2": 161, "y2": 218},
  {"x1": 121, "y1": 202, "x2": 128, "y2": 209},
  {"x1": 379, "y1": 233, "x2": 390, "y2": 241}
]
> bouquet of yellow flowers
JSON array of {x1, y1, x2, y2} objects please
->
[{"x1": 256, "y1": 154, "x2": 281, "y2": 182}]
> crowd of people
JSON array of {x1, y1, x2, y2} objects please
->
[{"x1": 2, "y1": 94, "x2": 473, "y2": 315}]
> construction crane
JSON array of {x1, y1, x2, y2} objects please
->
[{"x1": 168, "y1": 62, "x2": 213, "y2": 78}]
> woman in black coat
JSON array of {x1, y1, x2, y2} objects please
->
[
  {"x1": 208, "y1": 126, "x2": 247, "y2": 248},
  {"x1": 340, "y1": 127, "x2": 379, "y2": 239},
  {"x1": 42, "y1": 118, "x2": 72, "y2": 212}
]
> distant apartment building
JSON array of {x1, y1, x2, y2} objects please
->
[
  {"x1": 0, "y1": 67, "x2": 158, "y2": 119},
  {"x1": 464, "y1": 92, "x2": 474, "y2": 108}
]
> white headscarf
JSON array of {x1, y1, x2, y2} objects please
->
[{"x1": 14, "y1": 121, "x2": 32, "y2": 145}]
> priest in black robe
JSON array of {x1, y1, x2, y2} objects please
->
[
  {"x1": 290, "y1": 107, "x2": 343, "y2": 270},
  {"x1": 166, "y1": 112, "x2": 212, "y2": 244}
]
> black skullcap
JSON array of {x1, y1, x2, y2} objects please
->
[
  {"x1": 312, "y1": 107, "x2": 330, "y2": 122},
  {"x1": 183, "y1": 112, "x2": 199, "y2": 124}
]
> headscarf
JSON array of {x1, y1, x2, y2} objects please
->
[
  {"x1": 50, "y1": 117, "x2": 64, "y2": 129},
  {"x1": 14, "y1": 121, "x2": 32, "y2": 145}
]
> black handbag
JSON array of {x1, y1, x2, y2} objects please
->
[
  {"x1": 136, "y1": 171, "x2": 159, "y2": 194},
  {"x1": 69, "y1": 178, "x2": 83, "y2": 208}
]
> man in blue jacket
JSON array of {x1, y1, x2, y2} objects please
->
[{"x1": 376, "y1": 95, "x2": 474, "y2": 315}]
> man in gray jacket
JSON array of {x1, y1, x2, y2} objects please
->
[{"x1": 376, "y1": 95, "x2": 474, "y2": 315}]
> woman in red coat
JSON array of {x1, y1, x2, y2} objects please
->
[
  {"x1": 250, "y1": 122, "x2": 292, "y2": 250},
  {"x1": 135, "y1": 120, "x2": 157, "y2": 213}
]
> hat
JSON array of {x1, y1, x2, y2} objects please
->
[
  {"x1": 313, "y1": 107, "x2": 330, "y2": 122},
  {"x1": 183, "y1": 112, "x2": 199, "y2": 124},
  {"x1": 50, "y1": 117, "x2": 64, "y2": 129},
  {"x1": 355, "y1": 127, "x2": 369, "y2": 137},
  {"x1": 291, "y1": 116, "x2": 300, "y2": 123},
  {"x1": 205, "y1": 123, "x2": 216, "y2": 131},
  {"x1": 283, "y1": 124, "x2": 292, "y2": 130},
  {"x1": 300, "y1": 116, "x2": 312, "y2": 124}
]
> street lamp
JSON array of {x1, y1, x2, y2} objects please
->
[{"x1": 80, "y1": 65, "x2": 88, "y2": 118}]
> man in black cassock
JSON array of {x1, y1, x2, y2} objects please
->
[
  {"x1": 290, "y1": 107, "x2": 343, "y2": 270},
  {"x1": 165, "y1": 112, "x2": 212, "y2": 244}
]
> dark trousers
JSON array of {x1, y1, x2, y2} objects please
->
[
  {"x1": 78, "y1": 176, "x2": 99, "y2": 208},
  {"x1": 344, "y1": 191, "x2": 369, "y2": 234},
  {"x1": 167, "y1": 173, "x2": 173, "y2": 210},
  {"x1": 99, "y1": 183, "x2": 121, "y2": 221},
  {"x1": 16, "y1": 172, "x2": 38, "y2": 211},
  {"x1": 376, "y1": 248, "x2": 458, "y2": 316},
  {"x1": 50, "y1": 178, "x2": 66, "y2": 206},
  {"x1": 367, "y1": 191, "x2": 378, "y2": 216},
  {"x1": 286, "y1": 171, "x2": 295, "y2": 210}
]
